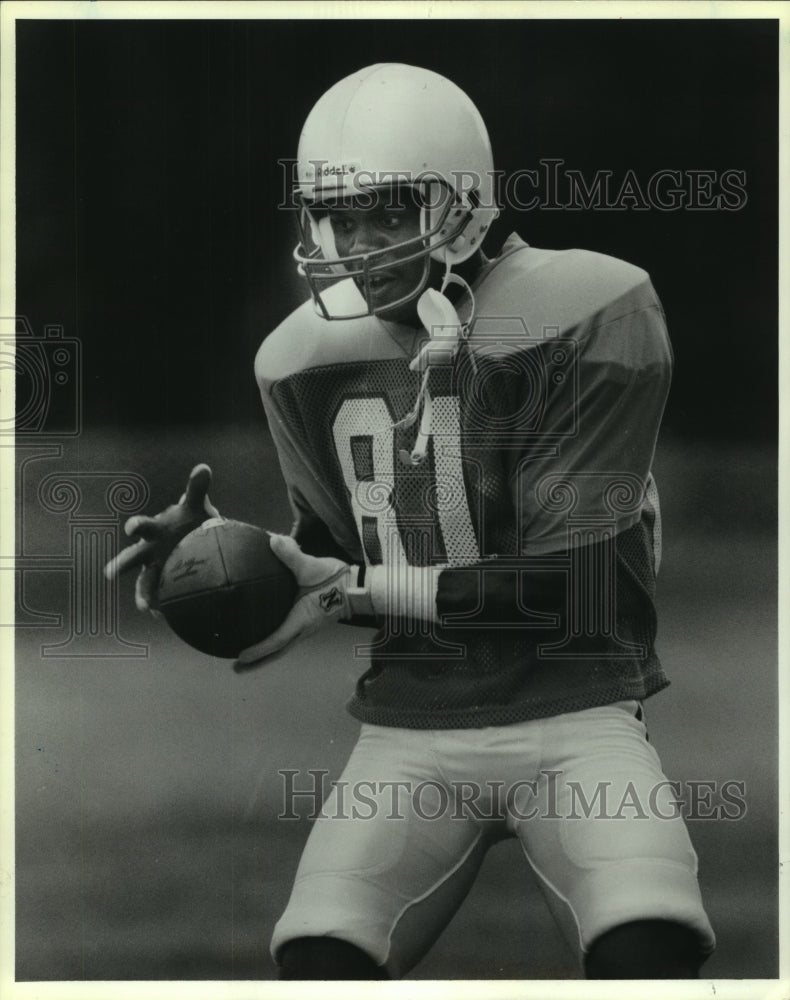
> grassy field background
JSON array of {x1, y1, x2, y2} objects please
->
[{"x1": 13, "y1": 426, "x2": 778, "y2": 981}]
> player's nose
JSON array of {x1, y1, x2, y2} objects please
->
[{"x1": 348, "y1": 220, "x2": 388, "y2": 256}]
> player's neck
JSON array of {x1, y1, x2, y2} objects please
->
[{"x1": 382, "y1": 251, "x2": 487, "y2": 332}]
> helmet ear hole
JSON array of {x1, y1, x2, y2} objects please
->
[
  {"x1": 421, "y1": 184, "x2": 469, "y2": 264},
  {"x1": 447, "y1": 233, "x2": 468, "y2": 257}
]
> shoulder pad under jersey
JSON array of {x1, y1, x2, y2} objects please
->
[
  {"x1": 256, "y1": 280, "x2": 385, "y2": 390},
  {"x1": 471, "y1": 244, "x2": 656, "y2": 345}
]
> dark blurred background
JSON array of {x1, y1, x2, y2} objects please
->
[
  {"x1": 14, "y1": 15, "x2": 778, "y2": 985},
  {"x1": 17, "y1": 17, "x2": 777, "y2": 440}
]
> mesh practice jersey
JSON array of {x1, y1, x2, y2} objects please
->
[{"x1": 256, "y1": 234, "x2": 673, "y2": 728}]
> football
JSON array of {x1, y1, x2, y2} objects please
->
[{"x1": 157, "y1": 519, "x2": 298, "y2": 658}]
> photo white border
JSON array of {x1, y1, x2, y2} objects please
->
[{"x1": 1, "y1": 2, "x2": 786, "y2": 999}]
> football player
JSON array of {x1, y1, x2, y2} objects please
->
[{"x1": 107, "y1": 63, "x2": 715, "y2": 980}]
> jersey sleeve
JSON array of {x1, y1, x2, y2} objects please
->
[
  {"x1": 513, "y1": 297, "x2": 672, "y2": 555},
  {"x1": 256, "y1": 343, "x2": 363, "y2": 564},
  {"x1": 432, "y1": 278, "x2": 670, "y2": 628}
]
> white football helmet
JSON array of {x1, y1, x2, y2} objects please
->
[{"x1": 293, "y1": 64, "x2": 499, "y2": 320}]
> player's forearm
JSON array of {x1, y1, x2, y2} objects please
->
[
  {"x1": 364, "y1": 563, "x2": 445, "y2": 623},
  {"x1": 354, "y1": 559, "x2": 568, "y2": 625}
]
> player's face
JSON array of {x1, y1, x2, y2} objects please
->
[{"x1": 325, "y1": 193, "x2": 428, "y2": 324}]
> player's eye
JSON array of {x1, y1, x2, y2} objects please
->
[
  {"x1": 379, "y1": 213, "x2": 403, "y2": 230},
  {"x1": 328, "y1": 214, "x2": 355, "y2": 234}
]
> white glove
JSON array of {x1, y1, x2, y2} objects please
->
[{"x1": 233, "y1": 534, "x2": 369, "y2": 671}]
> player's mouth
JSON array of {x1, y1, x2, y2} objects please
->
[
  {"x1": 352, "y1": 263, "x2": 427, "y2": 317},
  {"x1": 354, "y1": 271, "x2": 400, "y2": 300},
  {"x1": 367, "y1": 271, "x2": 397, "y2": 290}
]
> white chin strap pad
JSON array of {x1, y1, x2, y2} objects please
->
[
  {"x1": 416, "y1": 287, "x2": 462, "y2": 345},
  {"x1": 316, "y1": 214, "x2": 339, "y2": 258},
  {"x1": 314, "y1": 214, "x2": 348, "y2": 277}
]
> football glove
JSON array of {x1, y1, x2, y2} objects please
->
[
  {"x1": 104, "y1": 463, "x2": 220, "y2": 612},
  {"x1": 234, "y1": 534, "x2": 368, "y2": 671}
]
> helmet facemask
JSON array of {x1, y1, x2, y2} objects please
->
[{"x1": 294, "y1": 181, "x2": 483, "y2": 322}]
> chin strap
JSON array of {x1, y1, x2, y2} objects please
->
[{"x1": 393, "y1": 264, "x2": 476, "y2": 467}]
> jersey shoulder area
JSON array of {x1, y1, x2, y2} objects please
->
[
  {"x1": 486, "y1": 234, "x2": 654, "y2": 300},
  {"x1": 255, "y1": 280, "x2": 380, "y2": 391},
  {"x1": 473, "y1": 235, "x2": 660, "y2": 344}
]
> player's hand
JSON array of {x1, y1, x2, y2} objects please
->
[
  {"x1": 104, "y1": 463, "x2": 220, "y2": 612},
  {"x1": 234, "y1": 534, "x2": 353, "y2": 671}
]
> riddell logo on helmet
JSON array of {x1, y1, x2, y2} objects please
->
[{"x1": 317, "y1": 163, "x2": 358, "y2": 178}]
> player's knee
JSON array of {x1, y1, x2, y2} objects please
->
[
  {"x1": 585, "y1": 919, "x2": 706, "y2": 979},
  {"x1": 278, "y1": 936, "x2": 389, "y2": 980}
]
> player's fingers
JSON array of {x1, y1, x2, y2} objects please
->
[
  {"x1": 123, "y1": 514, "x2": 154, "y2": 535},
  {"x1": 233, "y1": 649, "x2": 284, "y2": 673},
  {"x1": 233, "y1": 634, "x2": 290, "y2": 671},
  {"x1": 234, "y1": 611, "x2": 306, "y2": 668},
  {"x1": 268, "y1": 535, "x2": 348, "y2": 588},
  {"x1": 135, "y1": 564, "x2": 161, "y2": 613},
  {"x1": 268, "y1": 533, "x2": 304, "y2": 570},
  {"x1": 183, "y1": 464, "x2": 213, "y2": 511},
  {"x1": 104, "y1": 538, "x2": 157, "y2": 579},
  {"x1": 233, "y1": 636, "x2": 296, "y2": 671},
  {"x1": 123, "y1": 514, "x2": 162, "y2": 539},
  {"x1": 203, "y1": 494, "x2": 220, "y2": 519},
  {"x1": 235, "y1": 628, "x2": 291, "y2": 664}
]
